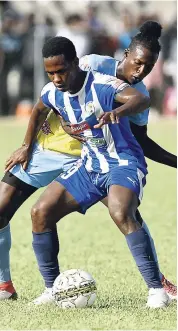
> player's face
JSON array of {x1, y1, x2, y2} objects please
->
[
  {"x1": 44, "y1": 55, "x2": 79, "y2": 92},
  {"x1": 122, "y1": 46, "x2": 158, "y2": 84}
]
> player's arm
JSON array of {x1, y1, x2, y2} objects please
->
[
  {"x1": 22, "y1": 98, "x2": 49, "y2": 148},
  {"x1": 58, "y1": 115, "x2": 87, "y2": 143},
  {"x1": 94, "y1": 86, "x2": 150, "y2": 127},
  {"x1": 114, "y1": 86, "x2": 151, "y2": 117},
  {"x1": 5, "y1": 98, "x2": 49, "y2": 172},
  {"x1": 130, "y1": 122, "x2": 177, "y2": 168}
]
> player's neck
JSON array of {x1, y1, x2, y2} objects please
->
[
  {"x1": 116, "y1": 61, "x2": 129, "y2": 84},
  {"x1": 68, "y1": 70, "x2": 87, "y2": 95}
]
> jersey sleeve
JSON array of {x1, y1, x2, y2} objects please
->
[
  {"x1": 79, "y1": 54, "x2": 117, "y2": 76},
  {"x1": 40, "y1": 83, "x2": 54, "y2": 108},
  {"x1": 79, "y1": 55, "x2": 92, "y2": 71},
  {"x1": 128, "y1": 81, "x2": 150, "y2": 126},
  {"x1": 94, "y1": 74, "x2": 130, "y2": 112}
]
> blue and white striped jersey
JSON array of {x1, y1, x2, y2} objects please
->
[
  {"x1": 79, "y1": 54, "x2": 149, "y2": 126},
  {"x1": 41, "y1": 71, "x2": 147, "y2": 175}
]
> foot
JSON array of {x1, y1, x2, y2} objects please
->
[
  {"x1": 0, "y1": 281, "x2": 17, "y2": 300},
  {"x1": 146, "y1": 288, "x2": 171, "y2": 308},
  {"x1": 162, "y1": 275, "x2": 177, "y2": 300},
  {"x1": 31, "y1": 288, "x2": 54, "y2": 305}
]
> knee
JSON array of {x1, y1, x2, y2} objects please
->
[
  {"x1": 31, "y1": 201, "x2": 50, "y2": 233},
  {"x1": 109, "y1": 203, "x2": 139, "y2": 235},
  {"x1": 109, "y1": 206, "x2": 128, "y2": 228}
]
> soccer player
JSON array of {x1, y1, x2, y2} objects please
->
[
  {"x1": 7, "y1": 33, "x2": 172, "y2": 309},
  {"x1": 0, "y1": 22, "x2": 176, "y2": 304}
]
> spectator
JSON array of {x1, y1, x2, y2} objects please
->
[
  {"x1": 0, "y1": 9, "x2": 23, "y2": 115},
  {"x1": 56, "y1": 14, "x2": 91, "y2": 58}
]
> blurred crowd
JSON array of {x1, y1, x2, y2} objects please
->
[{"x1": 0, "y1": 0, "x2": 177, "y2": 116}]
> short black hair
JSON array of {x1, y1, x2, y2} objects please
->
[
  {"x1": 129, "y1": 21, "x2": 162, "y2": 54},
  {"x1": 42, "y1": 36, "x2": 77, "y2": 62}
]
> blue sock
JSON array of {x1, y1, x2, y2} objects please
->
[
  {"x1": 0, "y1": 224, "x2": 11, "y2": 283},
  {"x1": 142, "y1": 221, "x2": 162, "y2": 281},
  {"x1": 32, "y1": 229, "x2": 60, "y2": 288},
  {"x1": 126, "y1": 227, "x2": 162, "y2": 289}
]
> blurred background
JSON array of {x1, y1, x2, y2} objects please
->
[{"x1": 0, "y1": 0, "x2": 177, "y2": 117}]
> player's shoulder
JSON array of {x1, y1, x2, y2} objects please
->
[
  {"x1": 41, "y1": 82, "x2": 55, "y2": 96},
  {"x1": 92, "y1": 71, "x2": 116, "y2": 83},
  {"x1": 92, "y1": 71, "x2": 129, "y2": 91},
  {"x1": 133, "y1": 81, "x2": 149, "y2": 97},
  {"x1": 79, "y1": 54, "x2": 114, "y2": 70}
]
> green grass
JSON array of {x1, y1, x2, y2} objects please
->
[{"x1": 0, "y1": 117, "x2": 177, "y2": 330}]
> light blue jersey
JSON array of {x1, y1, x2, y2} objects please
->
[
  {"x1": 41, "y1": 71, "x2": 147, "y2": 176},
  {"x1": 79, "y1": 54, "x2": 149, "y2": 126}
]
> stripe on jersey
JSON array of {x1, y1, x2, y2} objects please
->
[
  {"x1": 91, "y1": 81, "x2": 128, "y2": 167},
  {"x1": 48, "y1": 87, "x2": 56, "y2": 108},
  {"x1": 84, "y1": 75, "x2": 111, "y2": 172},
  {"x1": 77, "y1": 77, "x2": 100, "y2": 172},
  {"x1": 62, "y1": 81, "x2": 99, "y2": 172},
  {"x1": 54, "y1": 89, "x2": 71, "y2": 122},
  {"x1": 78, "y1": 74, "x2": 108, "y2": 172},
  {"x1": 81, "y1": 145, "x2": 93, "y2": 172},
  {"x1": 41, "y1": 91, "x2": 50, "y2": 108},
  {"x1": 41, "y1": 83, "x2": 56, "y2": 109}
]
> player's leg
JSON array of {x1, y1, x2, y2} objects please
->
[
  {"x1": 30, "y1": 180, "x2": 80, "y2": 304},
  {"x1": 136, "y1": 209, "x2": 177, "y2": 300},
  {"x1": 30, "y1": 162, "x2": 103, "y2": 304},
  {"x1": 102, "y1": 198, "x2": 161, "y2": 275},
  {"x1": 0, "y1": 172, "x2": 37, "y2": 300},
  {"x1": 102, "y1": 198, "x2": 177, "y2": 300},
  {"x1": 8, "y1": 144, "x2": 78, "y2": 298},
  {"x1": 107, "y1": 166, "x2": 170, "y2": 308}
]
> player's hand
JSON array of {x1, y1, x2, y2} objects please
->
[
  {"x1": 5, "y1": 146, "x2": 31, "y2": 173},
  {"x1": 94, "y1": 111, "x2": 119, "y2": 128}
]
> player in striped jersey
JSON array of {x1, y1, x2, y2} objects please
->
[
  {"x1": 19, "y1": 35, "x2": 170, "y2": 308},
  {"x1": 0, "y1": 23, "x2": 176, "y2": 305},
  {"x1": 79, "y1": 50, "x2": 177, "y2": 167}
]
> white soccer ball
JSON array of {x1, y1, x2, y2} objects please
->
[{"x1": 52, "y1": 269, "x2": 97, "y2": 308}]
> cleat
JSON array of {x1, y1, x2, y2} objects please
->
[
  {"x1": 0, "y1": 281, "x2": 17, "y2": 300},
  {"x1": 146, "y1": 288, "x2": 171, "y2": 308},
  {"x1": 31, "y1": 287, "x2": 55, "y2": 305},
  {"x1": 162, "y1": 275, "x2": 177, "y2": 300}
]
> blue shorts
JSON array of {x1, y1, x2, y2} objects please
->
[
  {"x1": 55, "y1": 161, "x2": 146, "y2": 214},
  {"x1": 10, "y1": 143, "x2": 79, "y2": 188}
]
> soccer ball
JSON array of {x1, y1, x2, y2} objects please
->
[{"x1": 52, "y1": 269, "x2": 97, "y2": 308}]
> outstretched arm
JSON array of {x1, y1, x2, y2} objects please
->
[
  {"x1": 130, "y1": 122, "x2": 177, "y2": 168},
  {"x1": 94, "y1": 86, "x2": 150, "y2": 128}
]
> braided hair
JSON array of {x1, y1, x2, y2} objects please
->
[{"x1": 129, "y1": 21, "x2": 162, "y2": 54}]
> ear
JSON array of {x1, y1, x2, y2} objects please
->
[{"x1": 124, "y1": 48, "x2": 130, "y2": 57}]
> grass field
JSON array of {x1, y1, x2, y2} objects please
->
[{"x1": 0, "y1": 117, "x2": 177, "y2": 330}]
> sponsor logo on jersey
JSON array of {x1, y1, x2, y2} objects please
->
[
  {"x1": 85, "y1": 101, "x2": 95, "y2": 115},
  {"x1": 70, "y1": 121, "x2": 90, "y2": 134},
  {"x1": 86, "y1": 136, "x2": 106, "y2": 147}
]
